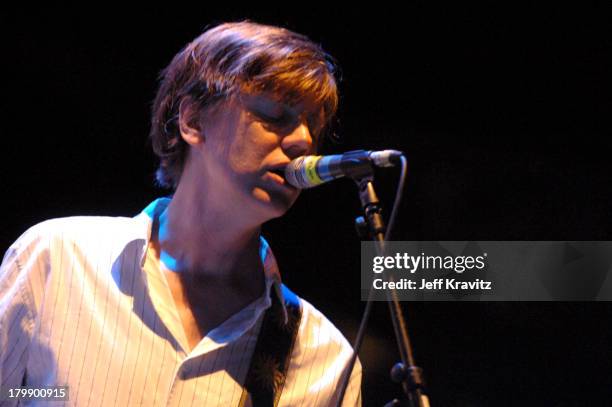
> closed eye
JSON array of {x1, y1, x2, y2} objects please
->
[{"x1": 260, "y1": 113, "x2": 292, "y2": 126}]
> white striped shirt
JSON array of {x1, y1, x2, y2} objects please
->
[{"x1": 0, "y1": 198, "x2": 361, "y2": 406}]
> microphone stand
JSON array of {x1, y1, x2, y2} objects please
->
[{"x1": 354, "y1": 175, "x2": 430, "y2": 407}]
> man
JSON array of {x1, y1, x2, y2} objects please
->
[{"x1": 0, "y1": 21, "x2": 362, "y2": 406}]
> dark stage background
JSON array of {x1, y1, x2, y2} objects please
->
[{"x1": 3, "y1": 4, "x2": 611, "y2": 406}]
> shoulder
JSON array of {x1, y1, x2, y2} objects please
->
[
  {"x1": 22, "y1": 215, "x2": 143, "y2": 242},
  {"x1": 298, "y1": 296, "x2": 351, "y2": 345},
  {"x1": 2, "y1": 215, "x2": 146, "y2": 283},
  {"x1": 2, "y1": 215, "x2": 149, "y2": 317},
  {"x1": 6, "y1": 215, "x2": 145, "y2": 255},
  {"x1": 287, "y1": 286, "x2": 356, "y2": 361}
]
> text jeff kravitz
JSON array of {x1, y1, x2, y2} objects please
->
[{"x1": 372, "y1": 278, "x2": 493, "y2": 291}]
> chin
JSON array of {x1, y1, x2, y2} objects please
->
[{"x1": 252, "y1": 188, "x2": 297, "y2": 219}]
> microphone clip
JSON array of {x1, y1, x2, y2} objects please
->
[{"x1": 339, "y1": 150, "x2": 376, "y2": 180}]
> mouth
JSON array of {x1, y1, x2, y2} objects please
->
[
  {"x1": 269, "y1": 167, "x2": 286, "y2": 179},
  {"x1": 265, "y1": 166, "x2": 297, "y2": 191}
]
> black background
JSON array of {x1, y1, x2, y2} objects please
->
[{"x1": 3, "y1": 4, "x2": 612, "y2": 405}]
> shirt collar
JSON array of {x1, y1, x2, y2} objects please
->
[{"x1": 134, "y1": 197, "x2": 288, "y2": 324}]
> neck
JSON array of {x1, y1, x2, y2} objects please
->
[{"x1": 156, "y1": 180, "x2": 263, "y2": 283}]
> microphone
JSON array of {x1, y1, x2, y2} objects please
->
[{"x1": 284, "y1": 149, "x2": 403, "y2": 189}]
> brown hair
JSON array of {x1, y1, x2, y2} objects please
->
[{"x1": 150, "y1": 21, "x2": 340, "y2": 189}]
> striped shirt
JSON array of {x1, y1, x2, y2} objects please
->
[{"x1": 0, "y1": 198, "x2": 361, "y2": 406}]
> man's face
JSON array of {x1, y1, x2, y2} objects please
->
[{"x1": 189, "y1": 92, "x2": 321, "y2": 223}]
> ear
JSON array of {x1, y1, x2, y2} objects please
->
[{"x1": 178, "y1": 97, "x2": 204, "y2": 146}]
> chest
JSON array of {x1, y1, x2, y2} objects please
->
[{"x1": 163, "y1": 271, "x2": 263, "y2": 351}]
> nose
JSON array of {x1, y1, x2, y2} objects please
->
[{"x1": 281, "y1": 121, "x2": 313, "y2": 159}]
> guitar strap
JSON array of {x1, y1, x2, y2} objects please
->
[{"x1": 238, "y1": 284, "x2": 302, "y2": 407}]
